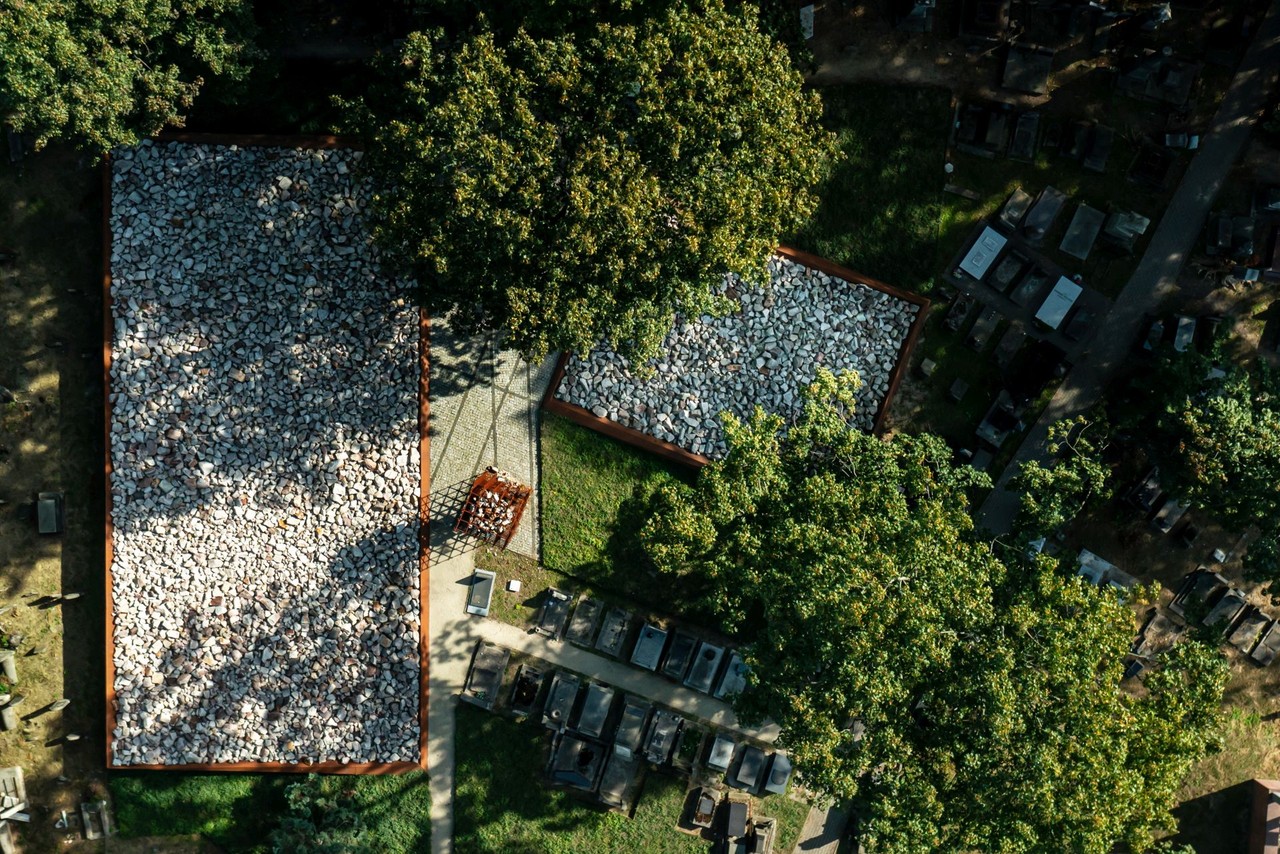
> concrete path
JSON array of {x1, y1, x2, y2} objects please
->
[
  {"x1": 978, "y1": 0, "x2": 1280, "y2": 533},
  {"x1": 427, "y1": 543, "x2": 780, "y2": 854},
  {"x1": 428, "y1": 321, "x2": 557, "y2": 558},
  {"x1": 792, "y1": 801, "x2": 851, "y2": 853}
]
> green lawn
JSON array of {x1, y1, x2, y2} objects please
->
[
  {"x1": 539, "y1": 413, "x2": 694, "y2": 614},
  {"x1": 109, "y1": 770, "x2": 431, "y2": 853},
  {"x1": 455, "y1": 703, "x2": 704, "y2": 854},
  {"x1": 760, "y1": 791, "x2": 814, "y2": 853}
]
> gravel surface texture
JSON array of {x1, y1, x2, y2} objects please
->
[
  {"x1": 556, "y1": 256, "x2": 919, "y2": 457},
  {"x1": 108, "y1": 141, "x2": 421, "y2": 765}
]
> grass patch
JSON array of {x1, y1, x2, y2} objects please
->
[
  {"x1": 110, "y1": 774, "x2": 285, "y2": 851},
  {"x1": 0, "y1": 146, "x2": 111, "y2": 849},
  {"x1": 760, "y1": 792, "x2": 813, "y2": 853},
  {"x1": 109, "y1": 771, "x2": 430, "y2": 853},
  {"x1": 455, "y1": 702, "x2": 703, "y2": 854},
  {"x1": 794, "y1": 84, "x2": 953, "y2": 293},
  {"x1": 474, "y1": 545, "x2": 617, "y2": 631},
  {"x1": 1168, "y1": 704, "x2": 1280, "y2": 853},
  {"x1": 539, "y1": 413, "x2": 693, "y2": 613}
]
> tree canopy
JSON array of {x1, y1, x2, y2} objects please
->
[
  {"x1": 358, "y1": 1, "x2": 836, "y2": 361},
  {"x1": 640, "y1": 370, "x2": 1227, "y2": 852},
  {"x1": 1008, "y1": 414, "x2": 1114, "y2": 538},
  {"x1": 1124, "y1": 348, "x2": 1280, "y2": 591},
  {"x1": 0, "y1": 0, "x2": 260, "y2": 152}
]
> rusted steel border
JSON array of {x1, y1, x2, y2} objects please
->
[
  {"x1": 416, "y1": 307, "x2": 431, "y2": 770},
  {"x1": 104, "y1": 138, "x2": 427, "y2": 774},
  {"x1": 103, "y1": 155, "x2": 118, "y2": 770},
  {"x1": 541, "y1": 246, "x2": 931, "y2": 468},
  {"x1": 541, "y1": 363, "x2": 714, "y2": 469}
]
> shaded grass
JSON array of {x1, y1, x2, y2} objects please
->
[
  {"x1": 1168, "y1": 705, "x2": 1280, "y2": 854},
  {"x1": 0, "y1": 145, "x2": 110, "y2": 850},
  {"x1": 760, "y1": 791, "x2": 814, "y2": 853},
  {"x1": 109, "y1": 771, "x2": 431, "y2": 853},
  {"x1": 455, "y1": 702, "x2": 704, "y2": 854},
  {"x1": 793, "y1": 84, "x2": 953, "y2": 293},
  {"x1": 539, "y1": 413, "x2": 693, "y2": 613}
]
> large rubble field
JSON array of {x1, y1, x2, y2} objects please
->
[{"x1": 107, "y1": 141, "x2": 422, "y2": 766}]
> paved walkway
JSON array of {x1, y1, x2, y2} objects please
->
[
  {"x1": 428, "y1": 321, "x2": 557, "y2": 558},
  {"x1": 979, "y1": 1, "x2": 1280, "y2": 533},
  {"x1": 793, "y1": 802, "x2": 851, "y2": 853},
  {"x1": 427, "y1": 544, "x2": 780, "y2": 854}
]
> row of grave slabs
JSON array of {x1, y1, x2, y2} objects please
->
[
  {"x1": 461, "y1": 639, "x2": 792, "y2": 847},
  {"x1": 930, "y1": 188, "x2": 1134, "y2": 465}
]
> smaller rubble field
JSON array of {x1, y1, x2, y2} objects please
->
[{"x1": 554, "y1": 253, "x2": 925, "y2": 458}]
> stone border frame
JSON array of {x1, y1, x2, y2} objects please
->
[
  {"x1": 102, "y1": 133, "x2": 430, "y2": 774},
  {"x1": 541, "y1": 245, "x2": 931, "y2": 468}
]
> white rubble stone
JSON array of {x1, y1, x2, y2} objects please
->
[
  {"x1": 555, "y1": 257, "x2": 919, "y2": 458},
  {"x1": 108, "y1": 140, "x2": 421, "y2": 766}
]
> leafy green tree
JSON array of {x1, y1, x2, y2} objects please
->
[
  {"x1": 1008, "y1": 414, "x2": 1113, "y2": 538},
  {"x1": 270, "y1": 775, "x2": 372, "y2": 854},
  {"x1": 0, "y1": 0, "x2": 260, "y2": 152},
  {"x1": 1134, "y1": 354, "x2": 1280, "y2": 591},
  {"x1": 641, "y1": 369, "x2": 1227, "y2": 852},
  {"x1": 357, "y1": 1, "x2": 836, "y2": 362}
]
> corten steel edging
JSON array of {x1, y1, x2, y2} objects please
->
[
  {"x1": 103, "y1": 155, "x2": 118, "y2": 770},
  {"x1": 104, "y1": 138, "x2": 427, "y2": 774},
  {"x1": 154, "y1": 131, "x2": 356, "y2": 149},
  {"x1": 874, "y1": 292, "x2": 930, "y2": 436},
  {"x1": 105, "y1": 760, "x2": 423, "y2": 775},
  {"x1": 540, "y1": 353, "x2": 714, "y2": 469},
  {"x1": 539, "y1": 246, "x2": 931, "y2": 466},
  {"x1": 416, "y1": 307, "x2": 431, "y2": 770}
]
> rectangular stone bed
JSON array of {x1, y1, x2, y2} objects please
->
[
  {"x1": 548, "y1": 248, "x2": 927, "y2": 462},
  {"x1": 105, "y1": 139, "x2": 422, "y2": 768}
]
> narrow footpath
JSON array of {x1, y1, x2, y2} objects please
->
[{"x1": 979, "y1": 0, "x2": 1280, "y2": 533}]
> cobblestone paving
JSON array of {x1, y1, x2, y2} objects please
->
[{"x1": 427, "y1": 321, "x2": 556, "y2": 558}]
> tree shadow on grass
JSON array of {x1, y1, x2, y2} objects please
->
[
  {"x1": 108, "y1": 771, "x2": 286, "y2": 849},
  {"x1": 453, "y1": 704, "x2": 619, "y2": 853},
  {"x1": 592, "y1": 478, "x2": 711, "y2": 619}
]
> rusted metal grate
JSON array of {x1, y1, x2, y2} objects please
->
[{"x1": 453, "y1": 467, "x2": 532, "y2": 549}]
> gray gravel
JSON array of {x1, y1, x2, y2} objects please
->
[
  {"x1": 556, "y1": 256, "x2": 918, "y2": 457},
  {"x1": 108, "y1": 141, "x2": 421, "y2": 766}
]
